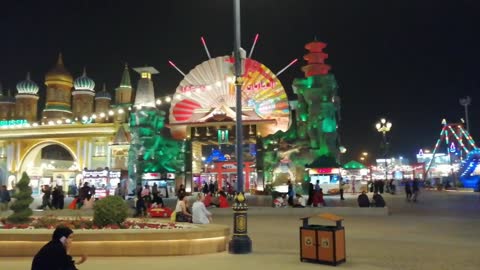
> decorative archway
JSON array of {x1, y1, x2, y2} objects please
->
[{"x1": 17, "y1": 140, "x2": 79, "y2": 179}]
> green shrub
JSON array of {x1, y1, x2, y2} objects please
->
[
  {"x1": 93, "y1": 196, "x2": 129, "y2": 227},
  {"x1": 7, "y1": 172, "x2": 34, "y2": 224}
]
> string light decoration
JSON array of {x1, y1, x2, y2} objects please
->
[{"x1": 1, "y1": 94, "x2": 175, "y2": 129}]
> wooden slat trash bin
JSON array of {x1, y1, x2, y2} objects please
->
[{"x1": 299, "y1": 213, "x2": 346, "y2": 266}]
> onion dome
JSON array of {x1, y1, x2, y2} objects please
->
[
  {"x1": 16, "y1": 72, "x2": 39, "y2": 95},
  {"x1": 95, "y1": 83, "x2": 112, "y2": 100},
  {"x1": 74, "y1": 68, "x2": 95, "y2": 91},
  {"x1": 45, "y1": 53, "x2": 73, "y2": 85}
]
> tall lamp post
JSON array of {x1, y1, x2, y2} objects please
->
[
  {"x1": 229, "y1": 0, "x2": 252, "y2": 254},
  {"x1": 459, "y1": 96, "x2": 471, "y2": 132},
  {"x1": 376, "y1": 118, "x2": 392, "y2": 183}
]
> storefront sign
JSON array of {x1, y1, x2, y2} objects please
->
[
  {"x1": 309, "y1": 168, "x2": 340, "y2": 175},
  {"x1": 83, "y1": 170, "x2": 108, "y2": 178},
  {"x1": 0, "y1": 119, "x2": 27, "y2": 126},
  {"x1": 142, "y1": 172, "x2": 162, "y2": 180}
]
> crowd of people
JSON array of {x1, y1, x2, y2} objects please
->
[{"x1": 273, "y1": 180, "x2": 326, "y2": 208}]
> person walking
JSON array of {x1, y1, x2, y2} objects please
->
[
  {"x1": 404, "y1": 180, "x2": 412, "y2": 201},
  {"x1": 307, "y1": 182, "x2": 314, "y2": 206},
  {"x1": 287, "y1": 180, "x2": 294, "y2": 206},
  {"x1": 114, "y1": 183, "x2": 122, "y2": 198},
  {"x1": 31, "y1": 226, "x2": 87, "y2": 270},
  {"x1": 40, "y1": 185, "x2": 53, "y2": 210},
  {"x1": 57, "y1": 186, "x2": 65, "y2": 209},
  {"x1": 339, "y1": 177, "x2": 345, "y2": 200},
  {"x1": 177, "y1": 184, "x2": 186, "y2": 197},
  {"x1": 412, "y1": 178, "x2": 420, "y2": 202},
  {"x1": 0, "y1": 185, "x2": 11, "y2": 211},
  {"x1": 152, "y1": 183, "x2": 159, "y2": 198}
]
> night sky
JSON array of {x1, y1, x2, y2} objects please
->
[{"x1": 1, "y1": 0, "x2": 479, "y2": 162}]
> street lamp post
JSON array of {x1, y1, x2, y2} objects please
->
[
  {"x1": 459, "y1": 96, "x2": 471, "y2": 132},
  {"x1": 229, "y1": 0, "x2": 252, "y2": 254},
  {"x1": 375, "y1": 118, "x2": 392, "y2": 184}
]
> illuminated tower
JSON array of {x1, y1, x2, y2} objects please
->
[
  {"x1": 0, "y1": 83, "x2": 16, "y2": 120},
  {"x1": 15, "y1": 73, "x2": 40, "y2": 122},
  {"x1": 43, "y1": 53, "x2": 74, "y2": 121},
  {"x1": 115, "y1": 64, "x2": 133, "y2": 106},
  {"x1": 114, "y1": 64, "x2": 133, "y2": 123},
  {"x1": 133, "y1": 67, "x2": 157, "y2": 109},
  {"x1": 292, "y1": 40, "x2": 340, "y2": 161},
  {"x1": 72, "y1": 68, "x2": 95, "y2": 119},
  {"x1": 95, "y1": 83, "x2": 112, "y2": 123}
]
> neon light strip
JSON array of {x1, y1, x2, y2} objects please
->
[
  {"x1": 168, "y1": 60, "x2": 187, "y2": 77},
  {"x1": 248, "y1": 33, "x2": 259, "y2": 58},
  {"x1": 459, "y1": 127, "x2": 477, "y2": 149},
  {"x1": 425, "y1": 127, "x2": 446, "y2": 176},
  {"x1": 447, "y1": 126, "x2": 469, "y2": 153},
  {"x1": 275, "y1": 58, "x2": 298, "y2": 76},
  {"x1": 200, "y1": 36, "x2": 212, "y2": 59}
]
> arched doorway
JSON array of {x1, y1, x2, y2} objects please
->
[{"x1": 17, "y1": 141, "x2": 79, "y2": 196}]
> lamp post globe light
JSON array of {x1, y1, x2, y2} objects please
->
[{"x1": 376, "y1": 118, "x2": 392, "y2": 183}]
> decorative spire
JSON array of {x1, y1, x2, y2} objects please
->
[
  {"x1": 102, "y1": 83, "x2": 107, "y2": 92},
  {"x1": 119, "y1": 63, "x2": 132, "y2": 88},
  {"x1": 57, "y1": 52, "x2": 64, "y2": 66},
  {"x1": 26, "y1": 72, "x2": 31, "y2": 80},
  {"x1": 82, "y1": 66, "x2": 87, "y2": 76}
]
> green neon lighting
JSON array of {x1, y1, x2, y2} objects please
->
[
  {"x1": 218, "y1": 129, "x2": 229, "y2": 144},
  {"x1": 0, "y1": 119, "x2": 28, "y2": 126}
]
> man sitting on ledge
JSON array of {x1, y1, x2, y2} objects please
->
[
  {"x1": 372, "y1": 191, "x2": 386, "y2": 207},
  {"x1": 357, "y1": 191, "x2": 370, "y2": 207}
]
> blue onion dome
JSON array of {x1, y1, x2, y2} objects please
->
[
  {"x1": 16, "y1": 72, "x2": 39, "y2": 95},
  {"x1": 95, "y1": 83, "x2": 112, "y2": 100},
  {"x1": 74, "y1": 68, "x2": 95, "y2": 91}
]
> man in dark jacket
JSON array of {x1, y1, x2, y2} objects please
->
[
  {"x1": 31, "y1": 226, "x2": 87, "y2": 270},
  {"x1": 357, "y1": 191, "x2": 370, "y2": 207},
  {"x1": 372, "y1": 191, "x2": 386, "y2": 207}
]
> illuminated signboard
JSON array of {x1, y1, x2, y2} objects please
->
[
  {"x1": 0, "y1": 119, "x2": 28, "y2": 126},
  {"x1": 169, "y1": 56, "x2": 290, "y2": 139},
  {"x1": 309, "y1": 168, "x2": 340, "y2": 175}
]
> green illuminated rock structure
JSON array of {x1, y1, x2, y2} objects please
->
[
  {"x1": 128, "y1": 67, "x2": 184, "y2": 184},
  {"x1": 262, "y1": 40, "x2": 341, "y2": 185}
]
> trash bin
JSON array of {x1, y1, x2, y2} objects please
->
[{"x1": 299, "y1": 213, "x2": 346, "y2": 266}]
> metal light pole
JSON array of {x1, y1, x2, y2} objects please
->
[
  {"x1": 376, "y1": 118, "x2": 392, "y2": 184},
  {"x1": 229, "y1": 0, "x2": 252, "y2": 254},
  {"x1": 459, "y1": 96, "x2": 471, "y2": 132}
]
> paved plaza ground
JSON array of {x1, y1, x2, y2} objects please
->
[{"x1": 2, "y1": 190, "x2": 480, "y2": 269}]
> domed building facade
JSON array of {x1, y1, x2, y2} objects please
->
[
  {"x1": 15, "y1": 72, "x2": 40, "y2": 122},
  {"x1": 0, "y1": 54, "x2": 137, "y2": 193},
  {"x1": 43, "y1": 53, "x2": 74, "y2": 120},
  {"x1": 72, "y1": 68, "x2": 95, "y2": 119}
]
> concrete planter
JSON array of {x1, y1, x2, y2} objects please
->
[{"x1": 0, "y1": 224, "x2": 229, "y2": 257}]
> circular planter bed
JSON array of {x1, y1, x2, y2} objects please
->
[{"x1": 0, "y1": 217, "x2": 229, "y2": 256}]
